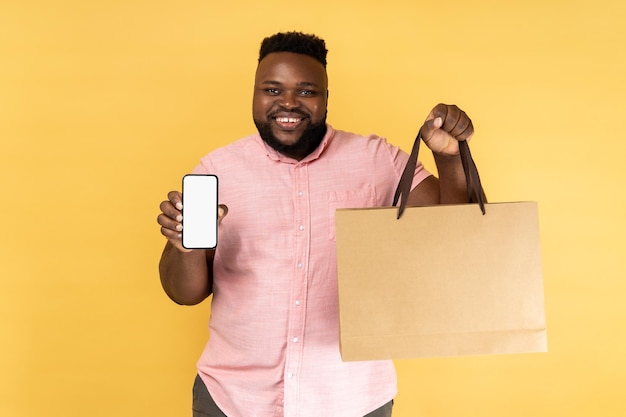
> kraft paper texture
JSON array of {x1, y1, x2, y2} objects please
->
[{"x1": 335, "y1": 202, "x2": 546, "y2": 361}]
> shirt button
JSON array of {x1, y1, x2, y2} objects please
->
[
  {"x1": 297, "y1": 262, "x2": 303, "y2": 268},
  {"x1": 293, "y1": 337, "x2": 299, "y2": 343},
  {"x1": 287, "y1": 372, "x2": 294, "y2": 378},
  {"x1": 295, "y1": 300, "x2": 301, "y2": 306},
  {"x1": 298, "y1": 191, "x2": 304, "y2": 197},
  {"x1": 298, "y1": 224, "x2": 305, "y2": 231}
]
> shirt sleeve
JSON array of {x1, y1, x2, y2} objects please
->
[
  {"x1": 191, "y1": 155, "x2": 213, "y2": 175},
  {"x1": 382, "y1": 136, "x2": 432, "y2": 190}
]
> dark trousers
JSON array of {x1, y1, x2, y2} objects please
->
[{"x1": 192, "y1": 374, "x2": 393, "y2": 417}]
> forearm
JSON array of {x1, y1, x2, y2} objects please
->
[
  {"x1": 432, "y1": 152, "x2": 467, "y2": 204},
  {"x1": 159, "y1": 241, "x2": 213, "y2": 305}
]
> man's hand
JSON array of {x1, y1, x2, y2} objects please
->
[
  {"x1": 420, "y1": 103, "x2": 473, "y2": 155},
  {"x1": 157, "y1": 190, "x2": 228, "y2": 253}
]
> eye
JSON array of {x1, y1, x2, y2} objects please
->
[
  {"x1": 297, "y1": 90, "x2": 315, "y2": 96},
  {"x1": 265, "y1": 88, "x2": 280, "y2": 95}
]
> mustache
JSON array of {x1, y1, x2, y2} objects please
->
[{"x1": 268, "y1": 107, "x2": 309, "y2": 118}]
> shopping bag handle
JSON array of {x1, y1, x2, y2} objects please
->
[{"x1": 393, "y1": 129, "x2": 487, "y2": 219}]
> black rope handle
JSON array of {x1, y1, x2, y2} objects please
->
[
  {"x1": 393, "y1": 130, "x2": 487, "y2": 219},
  {"x1": 393, "y1": 129, "x2": 422, "y2": 219},
  {"x1": 458, "y1": 140, "x2": 487, "y2": 214}
]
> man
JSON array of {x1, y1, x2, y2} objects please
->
[{"x1": 157, "y1": 32, "x2": 474, "y2": 417}]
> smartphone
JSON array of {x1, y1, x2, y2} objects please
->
[{"x1": 181, "y1": 174, "x2": 218, "y2": 249}]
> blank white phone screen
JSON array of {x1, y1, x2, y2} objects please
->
[{"x1": 182, "y1": 174, "x2": 218, "y2": 249}]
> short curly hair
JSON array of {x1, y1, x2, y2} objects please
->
[{"x1": 258, "y1": 31, "x2": 328, "y2": 67}]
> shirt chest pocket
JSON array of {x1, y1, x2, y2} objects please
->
[{"x1": 327, "y1": 186, "x2": 377, "y2": 241}]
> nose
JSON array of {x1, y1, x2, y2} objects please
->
[{"x1": 278, "y1": 90, "x2": 298, "y2": 109}]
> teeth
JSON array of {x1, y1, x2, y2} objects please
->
[{"x1": 276, "y1": 117, "x2": 301, "y2": 123}]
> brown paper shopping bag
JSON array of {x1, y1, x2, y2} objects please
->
[{"x1": 335, "y1": 132, "x2": 546, "y2": 361}]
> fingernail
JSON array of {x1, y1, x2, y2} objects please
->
[
  {"x1": 176, "y1": 214, "x2": 183, "y2": 222},
  {"x1": 176, "y1": 224, "x2": 182, "y2": 231},
  {"x1": 176, "y1": 202, "x2": 183, "y2": 210}
]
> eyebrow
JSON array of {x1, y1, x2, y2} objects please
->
[{"x1": 260, "y1": 80, "x2": 321, "y2": 88}]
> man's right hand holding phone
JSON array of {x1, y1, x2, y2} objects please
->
[{"x1": 157, "y1": 191, "x2": 228, "y2": 253}]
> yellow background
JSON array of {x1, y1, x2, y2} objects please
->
[{"x1": 1, "y1": 0, "x2": 625, "y2": 416}]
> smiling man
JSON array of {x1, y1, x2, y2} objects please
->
[
  {"x1": 253, "y1": 49, "x2": 329, "y2": 160},
  {"x1": 157, "y1": 32, "x2": 475, "y2": 417}
]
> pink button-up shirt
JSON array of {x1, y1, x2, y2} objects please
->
[{"x1": 192, "y1": 125, "x2": 430, "y2": 417}]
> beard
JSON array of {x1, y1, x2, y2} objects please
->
[{"x1": 254, "y1": 115, "x2": 328, "y2": 160}]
